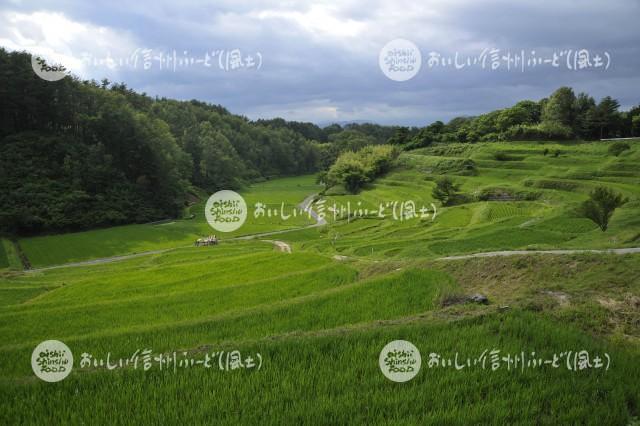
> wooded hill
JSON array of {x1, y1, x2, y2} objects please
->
[{"x1": 1, "y1": 48, "x2": 637, "y2": 235}]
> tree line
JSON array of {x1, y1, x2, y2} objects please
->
[
  {"x1": 387, "y1": 87, "x2": 640, "y2": 148},
  {"x1": 1, "y1": 47, "x2": 637, "y2": 235},
  {"x1": 0, "y1": 49, "x2": 321, "y2": 235}
]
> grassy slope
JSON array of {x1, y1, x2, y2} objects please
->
[
  {"x1": 300, "y1": 140, "x2": 640, "y2": 259},
  {"x1": 0, "y1": 248, "x2": 638, "y2": 424},
  {"x1": 20, "y1": 141, "x2": 640, "y2": 267},
  {"x1": 2, "y1": 311, "x2": 638, "y2": 425},
  {"x1": 1, "y1": 140, "x2": 640, "y2": 424},
  {"x1": 19, "y1": 175, "x2": 320, "y2": 268}
]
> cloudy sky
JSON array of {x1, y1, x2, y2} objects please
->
[{"x1": 1, "y1": 0, "x2": 639, "y2": 125}]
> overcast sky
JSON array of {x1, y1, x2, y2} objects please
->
[{"x1": 1, "y1": 0, "x2": 639, "y2": 126}]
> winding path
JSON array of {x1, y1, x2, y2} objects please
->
[
  {"x1": 436, "y1": 247, "x2": 640, "y2": 261},
  {"x1": 22, "y1": 190, "x2": 640, "y2": 272},
  {"x1": 263, "y1": 240, "x2": 292, "y2": 253},
  {"x1": 26, "y1": 193, "x2": 325, "y2": 272}
]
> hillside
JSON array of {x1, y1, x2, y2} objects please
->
[
  {"x1": 1, "y1": 138, "x2": 639, "y2": 424},
  {"x1": 0, "y1": 49, "x2": 322, "y2": 235},
  {"x1": 3, "y1": 48, "x2": 639, "y2": 239},
  {"x1": 8, "y1": 140, "x2": 639, "y2": 269}
]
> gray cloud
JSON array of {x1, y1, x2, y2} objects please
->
[{"x1": 1, "y1": 0, "x2": 638, "y2": 125}]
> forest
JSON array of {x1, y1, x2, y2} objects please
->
[{"x1": 1, "y1": 47, "x2": 638, "y2": 235}]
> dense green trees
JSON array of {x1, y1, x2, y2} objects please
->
[
  {"x1": 633, "y1": 115, "x2": 640, "y2": 136},
  {"x1": 592, "y1": 96, "x2": 622, "y2": 139},
  {"x1": 255, "y1": 118, "x2": 327, "y2": 142},
  {"x1": 432, "y1": 177, "x2": 460, "y2": 206},
  {"x1": 313, "y1": 126, "x2": 403, "y2": 170},
  {"x1": 1, "y1": 46, "x2": 638, "y2": 236},
  {"x1": 389, "y1": 87, "x2": 638, "y2": 147},
  {"x1": 196, "y1": 122, "x2": 246, "y2": 190},
  {"x1": 542, "y1": 87, "x2": 577, "y2": 127},
  {"x1": 0, "y1": 49, "x2": 322, "y2": 235},
  {"x1": 0, "y1": 49, "x2": 414, "y2": 235},
  {"x1": 323, "y1": 145, "x2": 399, "y2": 193},
  {"x1": 608, "y1": 141, "x2": 631, "y2": 157}
]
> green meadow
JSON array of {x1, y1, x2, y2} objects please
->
[
  {"x1": 1, "y1": 140, "x2": 639, "y2": 424},
  {"x1": 301, "y1": 141, "x2": 640, "y2": 259},
  {"x1": 17, "y1": 175, "x2": 320, "y2": 268}
]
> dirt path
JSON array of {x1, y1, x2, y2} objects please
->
[
  {"x1": 26, "y1": 193, "x2": 325, "y2": 272},
  {"x1": 25, "y1": 249, "x2": 174, "y2": 272},
  {"x1": 25, "y1": 185, "x2": 640, "y2": 272},
  {"x1": 436, "y1": 247, "x2": 640, "y2": 261},
  {"x1": 262, "y1": 240, "x2": 292, "y2": 253},
  {"x1": 235, "y1": 193, "x2": 324, "y2": 253}
]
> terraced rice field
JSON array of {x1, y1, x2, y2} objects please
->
[{"x1": 2, "y1": 140, "x2": 639, "y2": 424}]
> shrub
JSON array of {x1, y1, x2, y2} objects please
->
[
  {"x1": 480, "y1": 132, "x2": 501, "y2": 142},
  {"x1": 460, "y1": 159, "x2": 477, "y2": 175},
  {"x1": 325, "y1": 145, "x2": 399, "y2": 194},
  {"x1": 432, "y1": 176, "x2": 460, "y2": 206},
  {"x1": 325, "y1": 153, "x2": 369, "y2": 193},
  {"x1": 504, "y1": 122, "x2": 573, "y2": 141},
  {"x1": 534, "y1": 180, "x2": 578, "y2": 191},
  {"x1": 578, "y1": 186, "x2": 627, "y2": 231},
  {"x1": 433, "y1": 158, "x2": 477, "y2": 175},
  {"x1": 420, "y1": 144, "x2": 471, "y2": 157},
  {"x1": 608, "y1": 141, "x2": 630, "y2": 156}
]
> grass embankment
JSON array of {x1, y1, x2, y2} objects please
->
[
  {"x1": 2, "y1": 140, "x2": 640, "y2": 423},
  {"x1": 0, "y1": 245, "x2": 638, "y2": 423},
  {"x1": 299, "y1": 140, "x2": 640, "y2": 259},
  {"x1": 19, "y1": 175, "x2": 320, "y2": 268}
]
